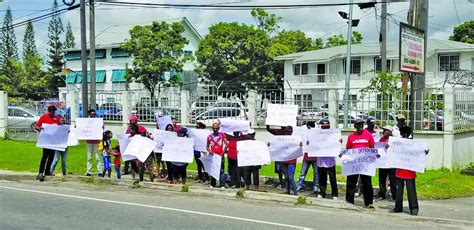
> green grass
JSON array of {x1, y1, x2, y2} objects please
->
[{"x1": 1, "y1": 139, "x2": 473, "y2": 199}]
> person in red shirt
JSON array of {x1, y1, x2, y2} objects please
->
[
  {"x1": 172, "y1": 117, "x2": 181, "y2": 131},
  {"x1": 34, "y1": 106, "x2": 62, "y2": 181},
  {"x1": 392, "y1": 126, "x2": 429, "y2": 216},
  {"x1": 376, "y1": 126, "x2": 397, "y2": 201},
  {"x1": 226, "y1": 131, "x2": 244, "y2": 188},
  {"x1": 344, "y1": 118, "x2": 375, "y2": 209},
  {"x1": 85, "y1": 109, "x2": 103, "y2": 177},
  {"x1": 206, "y1": 122, "x2": 229, "y2": 188}
]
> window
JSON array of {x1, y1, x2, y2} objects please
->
[
  {"x1": 343, "y1": 59, "x2": 361, "y2": 74},
  {"x1": 375, "y1": 58, "x2": 392, "y2": 72},
  {"x1": 161, "y1": 97, "x2": 169, "y2": 107},
  {"x1": 294, "y1": 94, "x2": 313, "y2": 109},
  {"x1": 184, "y1": 50, "x2": 193, "y2": 56},
  {"x1": 317, "y1": 64, "x2": 325, "y2": 82},
  {"x1": 301, "y1": 63, "x2": 308, "y2": 75},
  {"x1": 439, "y1": 55, "x2": 459, "y2": 71},
  {"x1": 350, "y1": 94, "x2": 357, "y2": 107},
  {"x1": 111, "y1": 48, "x2": 129, "y2": 58},
  {"x1": 293, "y1": 64, "x2": 301, "y2": 75}
]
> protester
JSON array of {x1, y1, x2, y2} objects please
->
[
  {"x1": 194, "y1": 122, "x2": 209, "y2": 184},
  {"x1": 364, "y1": 117, "x2": 378, "y2": 140},
  {"x1": 50, "y1": 117, "x2": 68, "y2": 176},
  {"x1": 101, "y1": 130, "x2": 114, "y2": 178},
  {"x1": 172, "y1": 117, "x2": 181, "y2": 131},
  {"x1": 392, "y1": 126, "x2": 429, "y2": 216},
  {"x1": 342, "y1": 118, "x2": 376, "y2": 209},
  {"x1": 226, "y1": 131, "x2": 245, "y2": 188},
  {"x1": 296, "y1": 121, "x2": 319, "y2": 194},
  {"x1": 206, "y1": 122, "x2": 228, "y2": 188},
  {"x1": 112, "y1": 144, "x2": 122, "y2": 179},
  {"x1": 164, "y1": 124, "x2": 176, "y2": 182},
  {"x1": 34, "y1": 106, "x2": 62, "y2": 181},
  {"x1": 316, "y1": 119, "x2": 340, "y2": 199},
  {"x1": 170, "y1": 128, "x2": 189, "y2": 184},
  {"x1": 266, "y1": 125, "x2": 288, "y2": 189},
  {"x1": 85, "y1": 109, "x2": 103, "y2": 177},
  {"x1": 376, "y1": 126, "x2": 397, "y2": 201},
  {"x1": 392, "y1": 114, "x2": 410, "y2": 138},
  {"x1": 124, "y1": 115, "x2": 143, "y2": 175},
  {"x1": 241, "y1": 130, "x2": 262, "y2": 191}
]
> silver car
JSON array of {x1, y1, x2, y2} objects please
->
[{"x1": 8, "y1": 106, "x2": 40, "y2": 131}]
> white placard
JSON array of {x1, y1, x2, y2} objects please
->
[
  {"x1": 156, "y1": 115, "x2": 172, "y2": 130},
  {"x1": 341, "y1": 148, "x2": 378, "y2": 176},
  {"x1": 187, "y1": 128, "x2": 209, "y2": 152},
  {"x1": 265, "y1": 104, "x2": 298, "y2": 128},
  {"x1": 371, "y1": 132, "x2": 380, "y2": 142},
  {"x1": 388, "y1": 137, "x2": 427, "y2": 173},
  {"x1": 268, "y1": 135, "x2": 303, "y2": 162},
  {"x1": 219, "y1": 118, "x2": 250, "y2": 134},
  {"x1": 36, "y1": 124, "x2": 70, "y2": 151},
  {"x1": 306, "y1": 129, "x2": 342, "y2": 157},
  {"x1": 199, "y1": 154, "x2": 222, "y2": 180},
  {"x1": 237, "y1": 140, "x2": 271, "y2": 167},
  {"x1": 75, "y1": 118, "x2": 103, "y2": 140},
  {"x1": 123, "y1": 135, "x2": 155, "y2": 162},
  {"x1": 117, "y1": 134, "x2": 131, "y2": 157},
  {"x1": 162, "y1": 137, "x2": 194, "y2": 163},
  {"x1": 152, "y1": 129, "x2": 177, "y2": 152},
  {"x1": 67, "y1": 126, "x2": 79, "y2": 146},
  {"x1": 374, "y1": 142, "x2": 391, "y2": 169}
]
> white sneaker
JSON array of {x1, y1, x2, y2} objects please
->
[
  {"x1": 209, "y1": 185, "x2": 214, "y2": 188},
  {"x1": 333, "y1": 197, "x2": 338, "y2": 200},
  {"x1": 317, "y1": 194, "x2": 322, "y2": 198},
  {"x1": 221, "y1": 186, "x2": 225, "y2": 190}
]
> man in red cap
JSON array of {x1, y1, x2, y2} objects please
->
[{"x1": 123, "y1": 115, "x2": 146, "y2": 175}]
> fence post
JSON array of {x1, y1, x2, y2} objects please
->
[
  {"x1": 442, "y1": 86, "x2": 454, "y2": 169},
  {"x1": 121, "y1": 91, "x2": 130, "y2": 130},
  {"x1": 180, "y1": 89, "x2": 189, "y2": 125},
  {"x1": 0, "y1": 91, "x2": 7, "y2": 138},
  {"x1": 67, "y1": 90, "x2": 79, "y2": 123},
  {"x1": 328, "y1": 89, "x2": 338, "y2": 126},
  {"x1": 247, "y1": 90, "x2": 257, "y2": 127}
]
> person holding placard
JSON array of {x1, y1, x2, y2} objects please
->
[
  {"x1": 241, "y1": 130, "x2": 262, "y2": 191},
  {"x1": 364, "y1": 117, "x2": 379, "y2": 140},
  {"x1": 194, "y1": 122, "x2": 209, "y2": 184},
  {"x1": 206, "y1": 122, "x2": 229, "y2": 188},
  {"x1": 170, "y1": 128, "x2": 190, "y2": 184},
  {"x1": 316, "y1": 119, "x2": 340, "y2": 200},
  {"x1": 226, "y1": 131, "x2": 246, "y2": 188},
  {"x1": 296, "y1": 121, "x2": 319, "y2": 194},
  {"x1": 392, "y1": 114, "x2": 411, "y2": 138},
  {"x1": 343, "y1": 118, "x2": 375, "y2": 209},
  {"x1": 34, "y1": 105, "x2": 62, "y2": 181},
  {"x1": 172, "y1": 117, "x2": 181, "y2": 131},
  {"x1": 50, "y1": 116, "x2": 69, "y2": 176},
  {"x1": 101, "y1": 130, "x2": 114, "y2": 178},
  {"x1": 123, "y1": 115, "x2": 145, "y2": 175},
  {"x1": 266, "y1": 125, "x2": 289, "y2": 189},
  {"x1": 163, "y1": 124, "x2": 176, "y2": 183},
  {"x1": 376, "y1": 126, "x2": 397, "y2": 201},
  {"x1": 85, "y1": 109, "x2": 103, "y2": 177},
  {"x1": 391, "y1": 126, "x2": 429, "y2": 216}
]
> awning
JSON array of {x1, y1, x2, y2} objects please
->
[
  {"x1": 111, "y1": 69, "x2": 127, "y2": 82},
  {"x1": 65, "y1": 73, "x2": 76, "y2": 83},
  {"x1": 74, "y1": 70, "x2": 106, "y2": 83},
  {"x1": 111, "y1": 48, "x2": 129, "y2": 58}
]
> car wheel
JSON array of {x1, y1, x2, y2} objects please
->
[{"x1": 31, "y1": 122, "x2": 36, "y2": 131}]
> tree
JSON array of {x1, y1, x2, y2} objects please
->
[
  {"x1": 195, "y1": 22, "x2": 273, "y2": 92},
  {"x1": 325, "y1": 31, "x2": 363, "y2": 47},
  {"x1": 1, "y1": 7, "x2": 19, "y2": 65},
  {"x1": 449, "y1": 20, "x2": 474, "y2": 44},
  {"x1": 46, "y1": 0, "x2": 65, "y2": 97},
  {"x1": 23, "y1": 21, "x2": 38, "y2": 59},
  {"x1": 121, "y1": 21, "x2": 192, "y2": 102},
  {"x1": 268, "y1": 30, "x2": 318, "y2": 58},
  {"x1": 20, "y1": 56, "x2": 47, "y2": 100},
  {"x1": 64, "y1": 21, "x2": 75, "y2": 49},
  {"x1": 251, "y1": 8, "x2": 282, "y2": 35}
]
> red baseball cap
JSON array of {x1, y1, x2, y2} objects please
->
[{"x1": 129, "y1": 116, "x2": 138, "y2": 122}]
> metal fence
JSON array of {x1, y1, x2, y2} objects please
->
[{"x1": 454, "y1": 90, "x2": 474, "y2": 130}]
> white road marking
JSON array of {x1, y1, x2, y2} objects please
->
[{"x1": 0, "y1": 185, "x2": 311, "y2": 230}]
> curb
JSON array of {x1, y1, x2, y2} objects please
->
[{"x1": 0, "y1": 171, "x2": 361, "y2": 212}]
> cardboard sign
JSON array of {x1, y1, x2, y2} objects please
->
[
  {"x1": 156, "y1": 115, "x2": 172, "y2": 130},
  {"x1": 75, "y1": 118, "x2": 103, "y2": 140},
  {"x1": 117, "y1": 134, "x2": 131, "y2": 158},
  {"x1": 67, "y1": 126, "x2": 79, "y2": 146},
  {"x1": 388, "y1": 137, "x2": 427, "y2": 173},
  {"x1": 265, "y1": 104, "x2": 298, "y2": 128},
  {"x1": 374, "y1": 142, "x2": 391, "y2": 169},
  {"x1": 199, "y1": 154, "x2": 222, "y2": 180},
  {"x1": 187, "y1": 128, "x2": 210, "y2": 152},
  {"x1": 268, "y1": 135, "x2": 303, "y2": 162},
  {"x1": 341, "y1": 148, "x2": 378, "y2": 176},
  {"x1": 36, "y1": 124, "x2": 70, "y2": 151},
  {"x1": 122, "y1": 135, "x2": 155, "y2": 163},
  {"x1": 237, "y1": 140, "x2": 271, "y2": 167},
  {"x1": 152, "y1": 129, "x2": 177, "y2": 152},
  {"x1": 162, "y1": 137, "x2": 194, "y2": 163},
  {"x1": 306, "y1": 128, "x2": 342, "y2": 157},
  {"x1": 219, "y1": 118, "x2": 250, "y2": 134}
]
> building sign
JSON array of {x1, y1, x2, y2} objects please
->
[{"x1": 399, "y1": 22, "x2": 425, "y2": 74}]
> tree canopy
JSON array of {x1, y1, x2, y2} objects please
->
[{"x1": 449, "y1": 20, "x2": 474, "y2": 44}]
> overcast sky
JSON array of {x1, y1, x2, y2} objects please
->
[{"x1": 0, "y1": 0, "x2": 473, "y2": 59}]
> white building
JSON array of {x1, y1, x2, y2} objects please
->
[
  {"x1": 60, "y1": 17, "x2": 202, "y2": 107},
  {"x1": 275, "y1": 39, "x2": 474, "y2": 108}
]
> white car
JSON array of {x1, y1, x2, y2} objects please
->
[
  {"x1": 195, "y1": 107, "x2": 247, "y2": 126},
  {"x1": 7, "y1": 106, "x2": 40, "y2": 131}
]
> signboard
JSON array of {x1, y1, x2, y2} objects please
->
[
  {"x1": 75, "y1": 118, "x2": 103, "y2": 140},
  {"x1": 122, "y1": 135, "x2": 155, "y2": 163},
  {"x1": 36, "y1": 124, "x2": 70, "y2": 151},
  {"x1": 306, "y1": 128, "x2": 342, "y2": 157},
  {"x1": 152, "y1": 129, "x2": 177, "y2": 152},
  {"x1": 265, "y1": 104, "x2": 298, "y2": 128},
  {"x1": 268, "y1": 135, "x2": 303, "y2": 162},
  {"x1": 237, "y1": 140, "x2": 271, "y2": 167},
  {"x1": 341, "y1": 148, "x2": 378, "y2": 176},
  {"x1": 388, "y1": 137, "x2": 427, "y2": 173},
  {"x1": 156, "y1": 115, "x2": 173, "y2": 130},
  {"x1": 187, "y1": 128, "x2": 209, "y2": 152},
  {"x1": 219, "y1": 118, "x2": 250, "y2": 134},
  {"x1": 162, "y1": 137, "x2": 194, "y2": 163},
  {"x1": 399, "y1": 22, "x2": 425, "y2": 74},
  {"x1": 199, "y1": 154, "x2": 222, "y2": 180}
]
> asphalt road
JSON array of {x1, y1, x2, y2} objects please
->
[{"x1": 0, "y1": 180, "x2": 470, "y2": 230}]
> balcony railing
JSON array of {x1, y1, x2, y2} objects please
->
[{"x1": 298, "y1": 74, "x2": 339, "y2": 84}]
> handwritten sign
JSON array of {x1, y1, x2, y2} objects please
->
[
  {"x1": 374, "y1": 142, "x2": 391, "y2": 169},
  {"x1": 371, "y1": 132, "x2": 380, "y2": 142},
  {"x1": 75, "y1": 118, "x2": 103, "y2": 140},
  {"x1": 341, "y1": 148, "x2": 378, "y2": 176},
  {"x1": 237, "y1": 140, "x2": 271, "y2": 167},
  {"x1": 306, "y1": 129, "x2": 341, "y2": 157},
  {"x1": 162, "y1": 137, "x2": 194, "y2": 163},
  {"x1": 123, "y1": 135, "x2": 155, "y2": 163},
  {"x1": 117, "y1": 134, "x2": 131, "y2": 158},
  {"x1": 36, "y1": 124, "x2": 70, "y2": 151},
  {"x1": 388, "y1": 137, "x2": 427, "y2": 173},
  {"x1": 268, "y1": 135, "x2": 303, "y2": 162},
  {"x1": 199, "y1": 154, "x2": 222, "y2": 180},
  {"x1": 187, "y1": 128, "x2": 209, "y2": 152},
  {"x1": 219, "y1": 118, "x2": 250, "y2": 134},
  {"x1": 156, "y1": 115, "x2": 172, "y2": 130},
  {"x1": 152, "y1": 129, "x2": 177, "y2": 152},
  {"x1": 265, "y1": 104, "x2": 298, "y2": 128},
  {"x1": 67, "y1": 126, "x2": 79, "y2": 146}
]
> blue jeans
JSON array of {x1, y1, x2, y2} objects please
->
[
  {"x1": 115, "y1": 165, "x2": 121, "y2": 179},
  {"x1": 283, "y1": 163, "x2": 298, "y2": 195},
  {"x1": 297, "y1": 160, "x2": 319, "y2": 192},
  {"x1": 51, "y1": 149, "x2": 68, "y2": 175}
]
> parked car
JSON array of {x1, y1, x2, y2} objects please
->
[
  {"x1": 424, "y1": 110, "x2": 444, "y2": 131},
  {"x1": 195, "y1": 107, "x2": 246, "y2": 126},
  {"x1": 7, "y1": 106, "x2": 40, "y2": 131},
  {"x1": 99, "y1": 103, "x2": 122, "y2": 120}
]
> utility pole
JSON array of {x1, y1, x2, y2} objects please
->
[
  {"x1": 80, "y1": 0, "x2": 88, "y2": 117},
  {"x1": 343, "y1": 0, "x2": 353, "y2": 129},
  {"x1": 89, "y1": 0, "x2": 96, "y2": 109},
  {"x1": 414, "y1": 0, "x2": 428, "y2": 130},
  {"x1": 380, "y1": 1, "x2": 387, "y2": 72}
]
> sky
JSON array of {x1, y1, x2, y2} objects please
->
[{"x1": 0, "y1": 0, "x2": 473, "y2": 59}]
